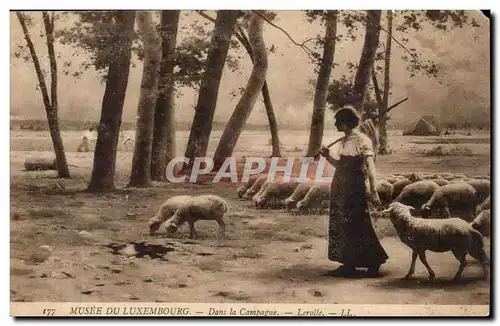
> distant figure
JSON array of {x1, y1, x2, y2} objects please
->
[
  {"x1": 77, "y1": 136, "x2": 90, "y2": 152},
  {"x1": 467, "y1": 130, "x2": 472, "y2": 136},
  {"x1": 443, "y1": 129, "x2": 451, "y2": 136}
]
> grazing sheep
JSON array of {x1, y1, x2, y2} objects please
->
[
  {"x1": 148, "y1": 195, "x2": 192, "y2": 235},
  {"x1": 296, "y1": 183, "x2": 330, "y2": 214},
  {"x1": 470, "y1": 209, "x2": 491, "y2": 237},
  {"x1": 407, "y1": 172, "x2": 425, "y2": 182},
  {"x1": 392, "y1": 178, "x2": 414, "y2": 200},
  {"x1": 252, "y1": 180, "x2": 270, "y2": 202},
  {"x1": 383, "y1": 202, "x2": 489, "y2": 281},
  {"x1": 430, "y1": 178, "x2": 450, "y2": 187},
  {"x1": 374, "y1": 179, "x2": 394, "y2": 206},
  {"x1": 236, "y1": 175, "x2": 260, "y2": 199},
  {"x1": 384, "y1": 176, "x2": 403, "y2": 184},
  {"x1": 255, "y1": 181, "x2": 299, "y2": 209},
  {"x1": 466, "y1": 179, "x2": 490, "y2": 204},
  {"x1": 394, "y1": 180, "x2": 440, "y2": 213},
  {"x1": 421, "y1": 182, "x2": 477, "y2": 221},
  {"x1": 284, "y1": 182, "x2": 313, "y2": 211},
  {"x1": 164, "y1": 194, "x2": 228, "y2": 239},
  {"x1": 243, "y1": 175, "x2": 267, "y2": 199},
  {"x1": 476, "y1": 196, "x2": 490, "y2": 214}
]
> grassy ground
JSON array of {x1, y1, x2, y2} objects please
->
[{"x1": 10, "y1": 129, "x2": 491, "y2": 304}]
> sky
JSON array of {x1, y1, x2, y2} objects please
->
[{"x1": 9, "y1": 10, "x2": 490, "y2": 129}]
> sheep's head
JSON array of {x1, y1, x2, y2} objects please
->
[
  {"x1": 284, "y1": 198, "x2": 296, "y2": 210},
  {"x1": 165, "y1": 222, "x2": 179, "y2": 236},
  {"x1": 236, "y1": 186, "x2": 246, "y2": 198},
  {"x1": 382, "y1": 202, "x2": 417, "y2": 218},
  {"x1": 255, "y1": 196, "x2": 267, "y2": 208},
  {"x1": 420, "y1": 204, "x2": 432, "y2": 218},
  {"x1": 148, "y1": 217, "x2": 162, "y2": 235}
]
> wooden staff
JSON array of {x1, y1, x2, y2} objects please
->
[{"x1": 312, "y1": 97, "x2": 409, "y2": 157}]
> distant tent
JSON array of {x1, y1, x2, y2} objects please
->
[{"x1": 403, "y1": 116, "x2": 441, "y2": 136}]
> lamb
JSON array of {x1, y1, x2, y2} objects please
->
[
  {"x1": 421, "y1": 182, "x2": 477, "y2": 222},
  {"x1": 470, "y1": 209, "x2": 491, "y2": 237},
  {"x1": 466, "y1": 179, "x2": 490, "y2": 204},
  {"x1": 255, "y1": 181, "x2": 299, "y2": 209},
  {"x1": 284, "y1": 182, "x2": 313, "y2": 211},
  {"x1": 374, "y1": 179, "x2": 394, "y2": 206},
  {"x1": 148, "y1": 195, "x2": 192, "y2": 235},
  {"x1": 382, "y1": 202, "x2": 489, "y2": 282},
  {"x1": 392, "y1": 178, "x2": 414, "y2": 200},
  {"x1": 296, "y1": 183, "x2": 330, "y2": 214},
  {"x1": 236, "y1": 174, "x2": 260, "y2": 199},
  {"x1": 394, "y1": 180, "x2": 440, "y2": 213},
  {"x1": 243, "y1": 175, "x2": 267, "y2": 199},
  {"x1": 476, "y1": 196, "x2": 490, "y2": 214},
  {"x1": 164, "y1": 194, "x2": 229, "y2": 239}
]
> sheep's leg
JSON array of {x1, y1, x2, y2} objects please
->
[
  {"x1": 444, "y1": 205, "x2": 451, "y2": 218},
  {"x1": 216, "y1": 218, "x2": 226, "y2": 239},
  {"x1": 418, "y1": 250, "x2": 436, "y2": 282},
  {"x1": 402, "y1": 250, "x2": 418, "y2": 280},
  {"x1": 188, "y1": 221, "x2": 197, "y2": 239},
  {"x1": 451, "y1": 251, "x2": 467, "y2": 281}
]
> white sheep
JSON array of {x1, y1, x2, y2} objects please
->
[
  {"x1": 252, "y1": 180, "x2": 270, "y2": 203},
  {"x1": 164, "y1": 194, "x2": 229, "y2": 239},
  {"x1": 236, "y1": 174, "x2": 260, "y2": 198},
  {"x1": 243, "y1": 175, "x2": 267, "y2": 199},
  {"x1": 476, "y1": 196, "x2": 490, "y2": 214},
  {"x1": 430, "y1": 177, "x2": 450, "y2": 187},
  {"x1": 471, "y1": 209, "x2": 490, "y2": 237},
  {"x1": 384, "y1": 175, "x2": 403, "y2": 184},
  {"x1": 148, "y1": 195, "x2": 192, "y2": 235},
  {"x1": 296, "y1": 183, "x2": 330, "y2": 214},
  {"x1": 392, "y1": 178, "x2": 414, "y2": 200},
  {"x1": 374, "y1": 179, "x2": 394, "y2": 206},
  {"x1": 382, "y1": 202, "x2": 489, "y2": 282},
  {"x1": 284, "y1": 182, "x2": 313, "y2": 211},
  {"x1": 255, "y1": 181, "x2": 299, "y2": 209},
  {"x1": 394, "y1": 180, "x2": 440, "y2": 213},
  {"x1": 421, "y1": 182, "x2": 477, "y2": 221},
  {"x1": 466, "y1": 179, "x2": 490, "y2": 204}
]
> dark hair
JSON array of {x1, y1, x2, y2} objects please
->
[{"x1": 334, "y1": 107, "x2": 360, "y2": 129}]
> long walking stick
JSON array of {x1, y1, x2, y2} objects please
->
[{"x1": 312, "y1": 97, "x2": 409, "y2": 157}]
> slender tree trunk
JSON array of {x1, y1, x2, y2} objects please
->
[
  {"x1": 379, "y1": 10, "x2": 393, "y2": 154},
  {"x1": 306, "y1": 11, "x2": 337, "y2": 157},
  {"x1": 371, "y1": 67, "x2": 383, "y2": 111},
  {"x1": 88, "y1": 11, "x2": 135, "y2": 192},
  {"x1": 129, "y1": 11, "x2": 162, "y2": 187},
  {"x1": 17, "y1": 12, "x2": 70, "y2": 178},
  {"x1": 213, "y1": 11, "x2": 268, "y2": 167},
  {"x1": 184, "y1": 10, "x2": 239, "y2": 167},
  {"x1": 151, "y1": 10, "x2": 180, "y2": 181},
  {"x1": 352, "y1": 10, "x2": 382, "y2": 112}
]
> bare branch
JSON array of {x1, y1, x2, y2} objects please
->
[{"x1": 379, "y1": 26, "x2": 419, "y2": 64}]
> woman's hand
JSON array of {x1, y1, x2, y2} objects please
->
[
  {"x1": 319, "y1": 146, "x2": 330, "y2": 157},
  {"x1": 369, "y1": 189, "x2": 382, "y2": 206}
]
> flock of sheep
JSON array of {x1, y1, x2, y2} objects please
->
[{"x1": 146, "y1": 171, "x2": 491, "y2": 281}]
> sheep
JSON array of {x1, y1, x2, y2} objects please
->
[
  {"x1": 243, "y1": 175, "x2": 267, "y2": 199},
  {"x1": 407, "y1": 172, "x2": 425, "y2": 182},
  {"x1": 255, "y1": 181, "x2": 299, "y2": 209},
  {"x1": 421, "y1": 182, "x2": 477, "y2": 222},
  {"x1": 382, "y1": 202, "x2": 489, "y2": 282},
  {"x1": 164, "y1": 194, "x2": 229, "y2": 239},
  {"x1": 466, "y1": 179, "x2": 490, "y2": 204},
  {"x1": 430, "y1": 178, "x2": 450, "y2": 187},
  {"x1": 284, "y1": 182, "x2": 313, "y2": 211},
  {"x1": 394, "y1": 180, "x2": 440, "y2": 214},
  {"x1": 392, "y1": 178, "x2": 414, "y2": 200},
  {"x1": 384, "y1": 175, "x2": 403, "y2": 184},
  {"x1": 296, "y1": 183, "x2": 330, "y2": 214},
  {"x1": 374, "y1": 179, "x2": 394, "y2": 206},
  {"x1": 476, "y1": 196, "x2": 490, "y2": 214},
  {"x1": 470, "y1": 209, "x2": 491, "y2": 237},
  {"x1": 148, "y1": 195, "x2": 192, "y2": 235},
  {"x1": 236, "y1": 174, "x2": 260, "y2": 199}
]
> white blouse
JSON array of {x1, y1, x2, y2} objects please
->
[{"x1": 333, "y1": 129, "x2": 375, "y2": 158}]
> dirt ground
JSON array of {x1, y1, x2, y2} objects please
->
[{"x1": 10, "y1": 130, "x2": 491, "y2": 304}]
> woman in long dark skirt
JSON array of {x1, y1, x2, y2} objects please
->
[{"x1": 319, "y1": 107, "x2": 388, "y2": 277}]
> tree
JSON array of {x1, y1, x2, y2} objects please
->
[
  {"x1": 151, "y1": 10, "x2": 180, "y2": 181},
  {"x1": 87, "y1": 12, "x2": 136, "y2": 191},
  {"x1": 351, "y1": 10, "x2": 382, "y2": 111},
  {"x1": 16, "y1": 11, "x2": 71, "y2": 178},
  {"x1": 128, "y1": 11, "x2": 162, "y2": 187},
  {"x1": 184, "y1": 10, "x2": 240, "y2": 167},
  {"x1": 378, "y1": 10, "x2": 393, "y2": 154},
  {"x1": 212, "y1": 11, "x2": 268, "y2": 167},
  {"x1": 305, "y1": 11, "x2": 338, "y2": 157}
]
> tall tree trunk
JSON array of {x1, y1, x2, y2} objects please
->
[
  {"x1": 213, "y1": 11, "x2": 268, "y2": 167},
  {"x1": 306, "y1": 11, "x2": 337, "y2": 157},
  {"x1": 351, "y1": 10, "x2": 382, "y2": 112},
  {"x1": 379, "y1": 10, "x2": 393, "y2": 155},
  {"x1": 151, "y1": 10, "x2": 180, "y2": 181},
  {"x1": 371, "y1": 67, "x2": 383, "y2": 111},
  {"x1": 17, "y1": 12, "x2": 70, "y2": 178},
  {"x1": 184, "y1": 10, "x2": 239, "y2": 167},
  {"x1": 88, "y1": 11, "x2": 135, "y2": 192},
  {"x1": 197, "y1": 11, "x2": 281, "y2": 157},
  {"x1": 129, "y1": 11, "x2": 162, "y2": 187}
]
